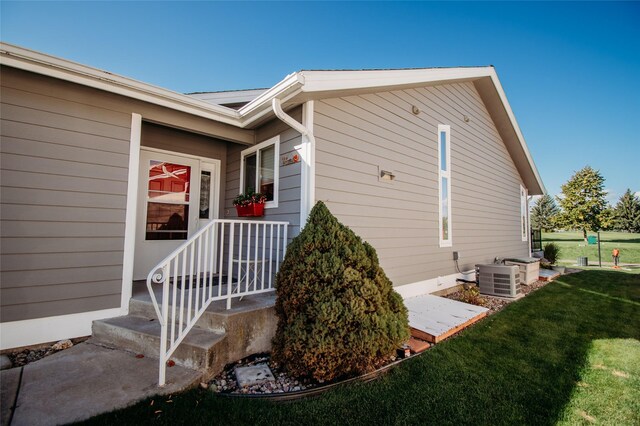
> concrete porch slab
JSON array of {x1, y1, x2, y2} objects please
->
[{"x1": 5, "y1": 341, "x2": 200, "y2": 426}]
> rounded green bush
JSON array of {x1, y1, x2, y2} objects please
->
[
  {"x1": 543, "y1": 242, "x2": 561, "y2": 265},
  {"x1": 272, "y1": 201, "x2": 410, "y2": 382}
]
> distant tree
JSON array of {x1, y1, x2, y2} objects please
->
[
  {"x1": 598, "y1": 206, "x2": 616, "y2": 231},
  {"x1": 530, "y1": 194, "x2": 559, "y2": 232},
  {"x1": 556, "y1": 166, "x2": 608, "y2": 241},
  {"x1": 614, "y1": 189, "x2": 640, "y2": 233}
]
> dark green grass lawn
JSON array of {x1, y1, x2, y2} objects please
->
[{"x1": 83, "y1": 270, "x2": 640, "y2": 426}]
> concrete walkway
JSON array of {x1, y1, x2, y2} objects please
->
[{"x1": 0, "y1": 340, "x2": 201, "y2": 426}]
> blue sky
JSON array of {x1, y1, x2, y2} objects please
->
[{"x1": 2, "y1": 1, "x2": 638, "y2": 203}]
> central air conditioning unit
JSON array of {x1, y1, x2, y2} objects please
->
[{"x1": 476, "y1": 264, "x2": 521, "y2": 298}]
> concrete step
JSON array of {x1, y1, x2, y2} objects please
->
[
  {"x1": 91, "y1": 315, "x2": 227, "y2": 373},
  {"x1": 128, "y1": 298, "x2": 227, "y2": 333},
  {"x1": 128, "y1": 292, "x2": 276, "y2": 335}
]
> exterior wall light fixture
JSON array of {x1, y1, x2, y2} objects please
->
[{"x1": 380, "y1": 170, "x2": 396, "y2": 181}]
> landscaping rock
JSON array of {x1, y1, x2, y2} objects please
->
[
  {"x1": 0, "y1": 355, "x2": 12, "y2": 370},
  {"x1": 52, "y1": 339, "x2": 73, "y2": 351},
  {"x1": 235, "y1": 363, "x2": 275, "y2": 387}
]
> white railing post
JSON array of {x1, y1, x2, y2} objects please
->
[
  {"x1": 226, "y1": 223, "x2": 235, "y2": 310},
  {"x1": 159, "y1": 265, "x2": 170, "y2": 386}
]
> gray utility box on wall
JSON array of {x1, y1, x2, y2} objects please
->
[
  {"x1": 477, "y1": 264, "x2": 522, "y2": 298},
  {"x1": 504, "y1": 257, "x2": 540, "y2": 285}
]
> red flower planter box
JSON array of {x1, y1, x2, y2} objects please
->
[{"x1": 235, "y1": 203, "x2": 265, "y2": 217}]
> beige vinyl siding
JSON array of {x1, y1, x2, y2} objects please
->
[
  {"x1": 225, "y1": 112, "x2": 302, "y2": 238},
  {"x1": 0, "y1": 69, "x2": 131, "y2": 322},
  {"x1": 0, "y1": 67, "x2": 257, "y2": 323},
  {"x1": 314, "y1": 81, "x2": 528, "y2": 287}
]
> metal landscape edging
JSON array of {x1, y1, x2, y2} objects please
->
[{"x1": 212, "y1": 350, "x2": 427, "y2": 402}]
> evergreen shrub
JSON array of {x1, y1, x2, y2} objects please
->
[
  {"x1": 272, "y1": 201, "x2": 410, "y2": 382},
  {"x1": 543, "y1": 242, "x2": 561, "y2": 265}
]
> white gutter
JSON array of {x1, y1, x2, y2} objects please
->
[{"x1": 272, "y1": 98, "x2": 315, "y2": 227}]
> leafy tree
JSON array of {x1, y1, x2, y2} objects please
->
[
  {"x1": 598, "y1": 206, "x2": 616, "y2": 231},
  {"x1": 272, "y1": 201, "x2": 410, "y2": 382},
  {"x1": 614, "y1": 189, "x2": 640, "y2": 233},
  {"x1": 556, "y1": 166, "x2": 608, "y2": 241},
  {"x1": 530, "y1": 194, "x2": 559, "y2": 232}
]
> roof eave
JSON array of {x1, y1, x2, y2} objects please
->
[
  {"x1": 0, "y1": 42, "x2": 241, "y2": 126},
  {"x1": 486, "y1": 69, "x2": 546, "y2": 195}
]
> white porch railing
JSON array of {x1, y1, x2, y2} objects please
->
[{"x1": 146, "y1": 219, "x2": 288, "y2": 386}]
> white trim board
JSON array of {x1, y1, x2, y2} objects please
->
[
  {"x1": 394, "y1": 270, "x2": 475, "y2": 300},
  {"x1": 120, "y1": 113, "x2": 141, "y2": 314},
  {"x1": 0, "y1": 308, "x2": 121, "y2": 350}
]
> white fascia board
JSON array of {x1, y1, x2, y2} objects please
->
[
  {"x1": 187, "y1": 89, "x2": 268, "y2": 105},
  {"x1": 0, "y1": 42, "x2": 241, "y2": 126},
  {"x1": 237, "y1": 72, "x2": 305, "y2": 127},
  {"x1": 298, "y1": 67, "x2": 493, "y2": 92},
  {"x1": 486, "y1": 69, "x2": 546, "y2": 195}
]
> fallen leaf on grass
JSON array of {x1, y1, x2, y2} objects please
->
[
  {"x1": 150, "y1": 400, "x2": 154, "y2": 406},
  {"x1": 593, "y1": 364, "x2": 607, "y2": 370},
  {"x1": 577, "y1": 382, "x2": 589, "y2": 388},
  {"x1": 166, "y1": 400, "x2": 173, "y2": 403},
  {"x1": 578, "y1": 410, "x2": 596, "y2": 423},
  {"x1": 154, "y1": 410, "x2": 162, "y2": 414},
  {"x1": 612, "y1": 370, "x2": 629, "y2": 378}
]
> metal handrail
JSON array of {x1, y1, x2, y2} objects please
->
[{"x1": 146, "y1": 218, "x2": 288, "y2": 386}]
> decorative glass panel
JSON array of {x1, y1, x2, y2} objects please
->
[
  {"x1": 146, "y1": 203, "x2": 189, "y2": 240},
  {"x1": 243, "y1": 153, "x2": 257, "y2": 193},
  {"x1": 259, "y1": 145, "x2": 275, "y2": 201},
  {"x1": 148, "y1": 161, "x2": 191, "y2": 203},
  {"x1": 146, "y1": 160, "x2": 190, "y2": 240},
  {"x1": 199, "y1": 171, "x2": 211, "y2": 219}
]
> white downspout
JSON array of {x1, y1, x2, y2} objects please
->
[{"x1": 272, "y1": 98, "x2": 315, "y2": 228}]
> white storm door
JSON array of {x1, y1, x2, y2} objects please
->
[{"x1": 134, "y1": 150, "x2": 200, "y2": 280}]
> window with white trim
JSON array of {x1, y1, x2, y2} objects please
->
[
  {"x1": 240, "y1": 136, "x2": 280, "y2": 208},
  {"x1": 438, "y1": 125, "x2": 452, "y2": 247},
  {"x1": 520, "y1": 185, "x2": 528, "y2": 241}
]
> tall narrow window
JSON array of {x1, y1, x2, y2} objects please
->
[
  {"x1": 520, "y1": 185, "x2": 528, "y2": 241},
  {"x1": 240, "y1": 136, "x2": 280, "y2": 208},
  {"x1": 438, "y1": 125, "x2": 452, "y2": 247}
]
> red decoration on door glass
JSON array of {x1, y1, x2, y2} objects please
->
[{"x1": 148, "y1": 161, "x2": 191, "y2": 203}]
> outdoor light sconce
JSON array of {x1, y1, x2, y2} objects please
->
[
  {"x1": 463, "y1": 115, "x2": 470, "y2": 122},
  {"x1": 380, "y1": 170, "x2": 396, "y2": 181}
]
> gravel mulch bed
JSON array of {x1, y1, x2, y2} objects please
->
[
  {"x1": 3, "y1": 337, "x2": 89, "y2": 368},
  {"x1": 208, "y1": 354, "x2": 318, "y2": 395}
]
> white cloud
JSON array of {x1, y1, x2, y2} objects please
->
[{"x1": 604, "y1": 188, "x2": 618, "y2": 205}]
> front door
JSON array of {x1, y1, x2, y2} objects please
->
[{"x1": 133, "y1": 149, "x2": 220, "y2": 280}]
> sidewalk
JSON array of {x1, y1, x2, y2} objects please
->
[{"x1": 1, "y1": 340, "x2": 201, "y2": 426}]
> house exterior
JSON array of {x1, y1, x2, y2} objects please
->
[{"x1": 0, "y1": 42, "x2": 544, "y2": 350}]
